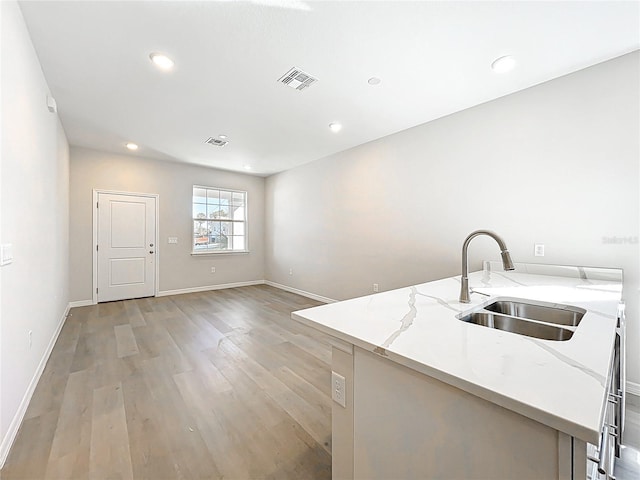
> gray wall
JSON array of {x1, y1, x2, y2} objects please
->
[
  {"x1": 69, "y1": 147, "x2": 265, "y2": 302},
  {"x1": 1, "y1": 0, "x2": 70, "y2": 459},
  {"x1": 265, "y1": 52, "x2": 640, "y2": 385}
]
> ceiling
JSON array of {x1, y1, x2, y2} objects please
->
[{"x1": 18, "y1": 1, "x2": 640, "y2": 176}]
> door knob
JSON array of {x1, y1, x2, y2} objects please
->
[
  {"x1": 150, "y1": 243, "x2": 154, "y2": 247},
  {"x1": 149, "y1": 251, "x2": 154, "y2": 254}
]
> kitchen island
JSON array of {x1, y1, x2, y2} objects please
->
[{"x1": 292, "y1": 262, "x2": 624, "y2": 480}]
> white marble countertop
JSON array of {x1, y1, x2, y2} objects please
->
[{"x1": 292, "y1": 262, "x2": 623, "y2": 444}]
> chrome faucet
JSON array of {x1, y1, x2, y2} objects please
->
[{"x1": 459, "y1": 230, "x2": 514, "y2": 303}]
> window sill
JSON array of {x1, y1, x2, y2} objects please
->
[{"x1": 191, "y1": 250, "x2": 250, "y2": 256}]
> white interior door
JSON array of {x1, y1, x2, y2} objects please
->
[{"x1": 97, "y1": 192, "x2": 156, "y2": 302}]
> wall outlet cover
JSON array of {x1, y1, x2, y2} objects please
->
[
  {"x1": 1, "y1": 244, "x2": 13, "y2": 266},
  {"x1": 331, "y1": 371, "x2": 346, "y2": 408}
]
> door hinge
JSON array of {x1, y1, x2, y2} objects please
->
[
  {"x1": 96, "y1": 288, "x2": 98, "y2": 294},
  {"x1": 96, "y1": 244, "x2": 99, "y2": 251},
  {"x1": 96, "y1": 202, "x2": 99, "y2": 208}
]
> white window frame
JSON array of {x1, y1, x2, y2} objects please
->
[{"x1": 192, "y1": 185, "x2": 249, "y2": 255}]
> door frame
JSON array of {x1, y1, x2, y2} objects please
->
[{"x1": 92, "y1": 189, "x2": 160, "y2": 304}]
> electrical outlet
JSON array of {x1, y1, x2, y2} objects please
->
[
  {"x1": 1, "y1": 244, "x2": 13, "y2": 266},
  {"x1": 373, "y1": 283, "x2": 379, "y2": 293},
  {"x1": 331, "y1": 371, "x2": 346, "y2": 408},
  {"x1": 211, "y1": 266, "x2": 216, "y2": 273},
  {"x1": 289, "y1": 268, "x2": 293, "y2": 275},
  {"x1": 28, "y1": 330, "x2": 32, "y2": 348},
  {"x1": 534, "y1": 244, "x2": 545, "y2": 257}
]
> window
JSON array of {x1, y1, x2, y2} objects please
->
[{"x1": 192, "y1": 186, "x2": 247, "y2": 253}]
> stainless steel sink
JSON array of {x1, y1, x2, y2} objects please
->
[
  {"x1": 458, "y1": 311, "x2": 574, "y2": 341},
  {"x1": 484, "y1": 300, "x2": 585, "y2": 326},
  {"x1": 457, "y1": 297, "x2": 583, "y2": 341}
]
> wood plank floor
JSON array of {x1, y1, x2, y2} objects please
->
[
  {"x1": 2, "y1": 283, "x2": 640, "y2": 479},
  {"x1": 1, "y1": 285, "x2": 333, "y2": 479},
  {"x1": 616, "y1": 395, "x2": 640, "y2": 480}
]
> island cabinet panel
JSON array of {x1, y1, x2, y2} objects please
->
[
  {"x1": 332, "y1": 346, "x2": 355, "y2": 480},
  {"x1": 347, "y1": 347, "x2": 574, "y2": 480}
]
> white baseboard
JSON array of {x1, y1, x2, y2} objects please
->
[
  {"x1": 72, "y1": 279, "x2": 334, "y2": 304},
  {"x1": 69, "y1": 299, "x2": 94, "y2": 308},
  {"x1": 264, "y1": 281, "x2": 337, "y2": 304},
  {"x1": 627, "y1": 381, "x2": 640, "y2": 397},
  {"x1": 158, "y1": 280, "x2": 265, "y2": 297},
  {"x1": 0, "y1": 303, "x2": 70, "y2": 468}
]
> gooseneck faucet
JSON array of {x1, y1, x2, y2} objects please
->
[{"x1": 459, "y1": 230, "x2": 515, "y2": 303}]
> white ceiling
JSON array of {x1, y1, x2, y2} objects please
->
[{"x1": 18, "y1": 1, "x2": 640, "y2": 176}]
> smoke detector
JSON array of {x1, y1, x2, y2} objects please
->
[
  {"x1": 205, "y1": 137, "x2": 228, "y2": 147},
  {"x1": 278, "y1": 67, "x2": 318, "y2": 91}
]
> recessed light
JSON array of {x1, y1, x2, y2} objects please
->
[
  {"x1": 329, "y1": 122, "x2": 342, "y2": 133},
  {"x1": 149, "y1": 52, "x2": 174, "y2": 71},
  {"x1": 219, "y1": 134, "x2": 228, "y2": 139},
  {"x1": 244, "y1": 165, "x2": 252, "y2": 170},
  {"x1": 125, "y1": 142, "x2": 139, "y2": 151},
  {"x1": 368, "y1": 77, "x2": 381, "y2": 85},
  {"x1": 491, "y1": 55, "x2": 516, "y2": 74}
]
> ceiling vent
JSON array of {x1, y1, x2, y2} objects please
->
[
  {"x1": 278, "y1": 67, "x2": 318, "y2": 91},
  {"x1": 205, "y1": 137, "x2": 228, "y2": 147}
]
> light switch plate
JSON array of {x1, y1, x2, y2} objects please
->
[
  {"x1": 1, "y1": 244, "x2": 13, "y2": 266},
  {"x1": 168, "y1": 237, "x2": 178, "y2": 244}
]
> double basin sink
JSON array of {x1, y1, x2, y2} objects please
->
[{"x1": 458, "y1": 298, "x2": 585, "y2": 341}]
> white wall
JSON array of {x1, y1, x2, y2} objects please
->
[
  {"x1": 0, "y1": 0, "x2": 70, "y2": 462},
  {"x1": 265, "y1": 52, "x2": 640, "y2": 386},
  {"x1": 69, "y1": 147, "x2": 265, "y2": 302}
]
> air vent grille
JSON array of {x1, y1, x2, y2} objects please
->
[
  {"x1": 205, "y1": 137, "x2": 228, "y2": 147},
  {"x1": 278, "y1": 67, "x2": 318, "y2": 91}
]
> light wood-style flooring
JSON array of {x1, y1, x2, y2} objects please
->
[
  {"x1": 616, "y1": 395, "x2": 640, "y2": 480},
  {"x1": 1, "y1": 285, "x2": 333, "y2": 479},
  {"x1": 2, "y1": 284, "x2": 640, "y2": 479}
]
